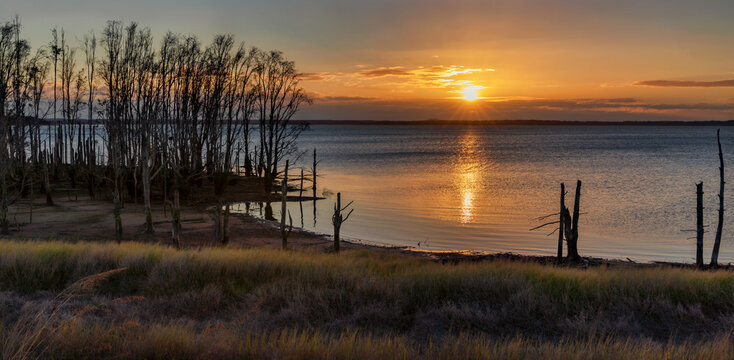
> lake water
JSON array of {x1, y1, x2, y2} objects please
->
[{"x1": 238, "y1": 125, "x2": 734, "y2": 264}]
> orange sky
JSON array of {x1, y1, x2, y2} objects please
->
[{"x1": 4, "y1": 0, "x2": 734, "y2": 120}]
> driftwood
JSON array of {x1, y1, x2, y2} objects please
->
[
  {"x1": 711, "y1": 129, "x2": 725, "y2": 267},
  {"x1": 696, "y1": 182, "x2": 704, "y2": 268}
]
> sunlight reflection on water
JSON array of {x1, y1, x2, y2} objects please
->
[{"x1": 457, "y1": 130, "x2": 481, "y2": 224}]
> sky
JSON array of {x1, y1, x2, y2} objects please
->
[{"x1": 3, "y1": 0, "x2": 734, "y2": 121}]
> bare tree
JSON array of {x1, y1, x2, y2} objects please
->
[
  {"x1": 0, "y1": 20, "x2": 17, "y2": 233},
  {"x1": 0, "y1": 17, "x2": 37, "y2": 234},
  {"x1": 561, "y1": 180, "x2": 582, "y2": 261},
  {"x1": 332, "y1": 192, "x2": 354, "y2": 253},
  {"x1": 254, "y1": 50, "x2": 311, "y2": 195},
  {"x1": 99, "y1": 20, "x2": 125, "y2": 242},
  {"x1": 82, "y1": 31, "x2": 97, "y2": 198}
]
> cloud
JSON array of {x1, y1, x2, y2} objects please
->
[
  {"x1": 496, "y1": 98, "x2": 734, "y2": 111},
  {"x1": 302, "y1": 64, "x2": 496, "y2": 94},
  {"x1": 298, "y1": 73, "x2": 326, "y2": 81},
  {"x1": 359, "y1": 67, "x2": 413, "y2": 78},
  {"x1": 298, "y1": 72, "x2": 344, "y2": 81},
  {"x1": 316, "y1": 95, "x2": 376, "y2": 102},
  {"x1": 601, "y1": 98, "x2": 637, "y2": 103},
  {"x1": 634, "y1": 79, "x2": 734, "y2": 88},
  {"x1": 349, "y1": 65, "x2": 495, "y2": 91}
]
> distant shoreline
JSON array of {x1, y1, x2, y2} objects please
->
[{"x1": 300, "y1": 119, "x2": 734, "y2": 126}]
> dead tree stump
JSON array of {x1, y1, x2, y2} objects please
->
[
  {"x1": 332, "y1": 192, "x2": 354, "y2": 254},
  {"x1": 561, "y1": 180, "x2": 582, "y2": 261}
]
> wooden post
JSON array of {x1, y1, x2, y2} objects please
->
[
  {"x1": 281, "y1": 160, "x2": 289, "y2": 249},
  {"x1": 712, "y1": 129, "x2": 725, "y2": 267},
  {"x1": 300, "y1": 168, "x2": 304, "y2": 199},
  {"x1": 697, "y1": 182, "x2": 704, "y2": 268},
  {"x1": 557, "y1": 183, "x2": 565, "y2": 263}
]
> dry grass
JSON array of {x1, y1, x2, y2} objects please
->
[
  {"x1": 1, "y1": 268, "x2": 127, "y2": 360},
  {"x1": 4, "y1": 323, "x2": 734, "y2": 359},
  {"x1": 2, "y1": 239, "x2": 734, "y2": 358}
]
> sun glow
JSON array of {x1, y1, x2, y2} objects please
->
[{"x1": 459, "y1": 86, "x2": 483, "y2": 101}]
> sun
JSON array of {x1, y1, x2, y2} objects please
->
[{"x1": 459, "y1": 86, "x2": 483, "y2": 101}]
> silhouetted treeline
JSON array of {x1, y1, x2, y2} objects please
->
[{"x1": 0, "y1": 17, "x2": 310, "y2": 241}]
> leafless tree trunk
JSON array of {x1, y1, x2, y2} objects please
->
[
  {"x1": 557, "y1": 183, "x2": 565, "y2": 263},
  {"x1": 172, "y1": 186, "x2": 181, "y2": 248},
  {"x1": 332, "y1": 192, "x2": 354, "y2": 254},
  {"x1": 113, "y1": 186, "x2": 122, "y2": 243},
  {"x1": 142, "y1": 148, "x2": 153, "y2": 233},
  {"x1": 280, "y1": 160, "x2": 291, "y2": 249},
  {"x1": 43, "y1": 155, "x2": 53, "y2": 205},
  {"x1": 696, "y1": 182, "x2": 704, "y2": 268},
  {"x1": 0, "y1": 174, "x2": 7, "y2": 235},
  {"x1": 82, "y1": 31, "x2": 97, "y2": 198},
  {"x1": 711, "y1": 129, "x2": 725, "y2": 267},
  {"x1": 214, "y1": 201, "x2": 222, "y2": 245},
  {"x1": 223, "y1": 204, "x2": 230, "y2": 244},
  {"x1": 312, "y1": 148, "x2": 317, "y2": 193},
  {"x1": 562, "y1": 180, "x2": 582, "y2": 261}
]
